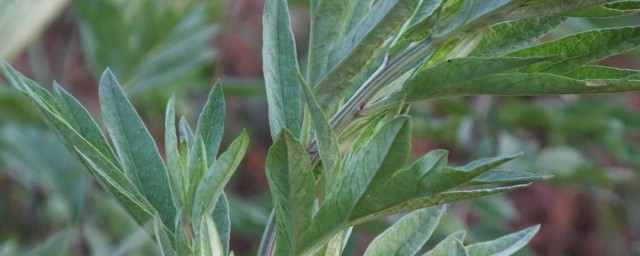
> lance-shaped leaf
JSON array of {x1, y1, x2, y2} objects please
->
[
  {"x1": 418, "y1": 153, "x2": 523, "y2": 195},
  {"x1": 431, "y1": 72, "x2": 640, "y2": 97},
  {"x1": 505, "y1": 0, "x2": 626, "y2": 19},
  {"x1": 263, "y1": 0, "x2": 303, "y2": 139},
  {"x1": 192, "y1": 131, "x2": 248, "y2": 228},
  {"x1": 154, "y1": 216, "x2": 176, "y2": 256},
  {"x1": 470, "y1": 17, "x2": 565, "y2": 57},
  {"x1": 212, "y1": 193, "x2": 231, "y2": 256},
  {"x1": 2, "y1": 63, "x2": 57, "y2": 110},
  {"x1": 565, "y1": 65, "x2": 639, "y2": 80},
  {"x1": 165, "y1": 95, "x2": 185, "y2": 205},
  {"x1": 75, "y1": 150, "x2": 156, "y2": 226},
  {"x1": 52, "y1": 82, "x2": 120, "y2": 165},
  {"x1": 265, "y1": 129, "x2": 315, "y2": 255},
  {"x1": 364, "y1": 205, "x2": 445, "y2": 256},
  {"x1": 313, "y1": 0, "x2": 420, "y2": 115},
  {"x1": 301, "y1": 117, "x2": 411, "y2": 252},
  {"x1": 423, "y1": 230, "x2": 466, "y2": 256},
  {"x1": 99, "y1": 69, "x2": 176, "y2": 229},
  {"x1": 314, "y1": 228, "x2": 353, "y2": 256},
  {"x1": 389, "y1": 56, "x2": 552, "y2": 102},
  {"x1": 187, "y1": 138, "x2": 207, "y2": 205},
  {"x1": 564, "y1": 1, "x2": 640, "y2": 17},
  {"x1": 307, "y1": 0, "x2": 369, "y2": 86},
  {"x1": 200, "y1": 215, "x2": 224, "y2": 256},
  {"x1": 357, "y1": 184, "x2": 532, "y2": 225},
  {"x1": 466, "y1": 225, "x2": 540, "y2": 256},
  {"x1": 300, "y1": 76, "x2": 340, "y2": 189},
  {"x1": 193, "y1": 82, "x2": 225, "y2": 165},
  {"x1": 432, "y1": 0, "x2": 525, "y2": 40},
  {"x1": 508, "y1": 26, "x2": 640, "y2": 74},
  {"x1": 465, "y1": 170, "x2": 552, "y2": 186}
]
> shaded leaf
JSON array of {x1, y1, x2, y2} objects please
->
[
  {"x1": 313, "y1": 0, "x2": 421, "y2": 116},
  {"x1": 99, "y1": 69, "x2": 176, "y2": 228},
  {"x1": 564, "y1": 1, "x2": 640, "y2": 17},
  {"x1": 193, "y1": 82, "x2": 225, "y2": 165},
  {"x1": 212, "y1": 193, "x2": 231, "y2": 256},
  {"x1": 200, "y1": 216, "x2": 224, "y2": 256},
  {"x1": 364, "y1": 205, "x2": 445, "y2": 256},
  {"x1": 263, "y1": 0, "x2": 303, "y2": 139},
  {"x1": 470, "y1": 17, "x2": 565, "y2": 57},
  {"x1": 154, "y1": 216, "x2": 176, "y2": 256},
  {"x1": 509, "y1": 26, "x2": 640, "y2": 74},
  {"x1": 423, "y1": 230, "x2": 466, "y2": 256},
  {"x1": 192, "y1": 131, "x2": 249, "y2": 228},
  {"x1": 164, "y1": 94, "x2": 185, "y2": 205},
  {"x1": 466, "y1": 225, "x2": 540, "y2": 256},
  {"x1": 265, "y1": 129, "x2": 315, "y2": 255}
]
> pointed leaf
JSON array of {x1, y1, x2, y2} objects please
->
[
  {"x1": 364, "y1": 205, "x2": 446, "y2": 256},
  {"x1": 154, "y1": 216, "x2": 177, "y2": 256},
  {"x1": 313, "y1": 0, "x2": 421, "y2": 115},
  {"x1": 187, "y1": 138, "x2": 207, "y2": 204},
  {"x1": 565, "y1": 65, "x2": 639, "y2": 80},
  {"x1": 200, "y1": 215, "x2": 224, "y2": 256},
  {"x1": 423, "y1": 230, "x2": 466, "y2": 256},
  {"x1": 263, "y1": 0, "x2": 303, "y2": 139},
  {"x1": 466, "y1": 225, "x2": 540, "y2": 256},
  {"x1": 395, "y1": 56, "x2": 552, "y2": 102},
  {"x1": 470, "y1": 17, "x2": 565, "y2": 57},
  {"x1": 99, "y1": 69, "x2": 176, "y2": 229},
  {"x1": 165, "y1": 95, "x2": 185, "y2": 205},
  {"x1": 307, "y1": 0, "x2": 368, "y2": 85},
  {"x1": 432, "y1": 0, "x2": 525, "y2": 40},
  {"x1": 212, "y1": 193, "x2": 231, "y2": 256},
  {"x1": 194, "y1": 82, "x2": 225, "y2": 165},
  {"x1": 465, "y1": 170, "x2": 552, "y2": 186},
  {"x1": 506, "y1": 0, "x2": 626, "y2": 19},
  {"x1": 193, "y1": 131, "x2": 249, "y2": 227},
  {"x1": 301, "y1": 76, "x2": 340, "y2": 189},
  {"x1": 436, "y1": 72, "x2": 640, "y2": 97},
  {"x1": 52, "y1": 82, "x2": 119, "y2": 165},
  {"x1": 265, "y1": 129, "x2": 315, "y2": 255},
  {"x1": 564, "y1": 2, "x2": 640, "y2": 17},
  {"x1": 509, "y1": 26, "x2": 640, "y2": 74},
  {"x1": 357, "y1": 184, "x2": 532, "y2": 225}
]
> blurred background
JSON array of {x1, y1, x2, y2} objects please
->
[{"x1": 0, "y1": 0, "x2": 639, "y2": 255}]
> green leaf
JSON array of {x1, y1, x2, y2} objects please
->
[
  {"x1": 465, "y1": 170, "x2": 552, "y2": 186},
  {"x1": 164, "y1": 95, "x2": 185, "y2": 205},
  {"x1": 313, "y1": 0, "x2": 421, "y2": 115},
  {"x1": 389, "y1": 0, "x2": 442, "y2": 54},
  {"x1": 509, "y1": 26, "x2": 640, "y2": 74},
  {"x1": 154, "y1": 216, "x2": 177, "y2": 256},
  {"x1": 364, "y1": 205, "x2": 445, "y2": 256},
  {"x1": 432, "y1": 72, "x2": 640, "y2": 97},
  {"x1": 192, "y1": 131, "x2": 249, "y2": 228},
  {"x1": 262, "y1": 0, "x2": 303, "y2": 139},
  {"x1": 432, "y1": 0, "x2": 525, "y2": 40},
  {"x1": 301, "y1": 117, "x2": 411, "y2": 252},
  {"x1": 194, "y1": 82, "x2": 225, "y2": 165},
  {"x1": 450, "y1": 240, "x2": 469, "y2": 256},
  {"x1": 314, "y1": 228, "x2": 352, "y2": 256},
  {"x1": 179, "y1": 116, "x2": 195, "y2": 149},
  {"x1": 423, "y1": 230, "x2": 466, "y2": 256},
  {"x1": 2, "y1": 63, "x2": 57, "y2": 111},
  {"x1": 470, "y1": 17, "x2": 565, "y2": 57},
  {"x1": 99, "y1": 69, "x2": 176, "y2": 229},
  {"x1": 187, "y1": 138, "x2": 207, "y2": 205},
  {"x1": 200, "y1": 215, "x2": 224, "y2": 256},
  {"x1": 393, "y1": 56, "x2": 553, "y2": 102},
  {"x1": 565, "y1": 65, "x2": 639, "y2": 80},
  {"x1": 24, "y1": 229, "x2": 72, "y2": 256},
  {"x1": 418, "y1": 153, "x2": 523, "y2": 195},
  {"x1": 466, "y1": 225, "x2": 540, "y2": 256},
  {"x1": 175, "y1": 210, "x2": 193, "y2": 256},
  {"x1": 307, "y1": 0, "x2": 366, "y2": 86},
  {"x1": 52, "y1": 82, "x2": 120, "y2": 165},
  {"x1": 212, "y1": 193, "x2": 231, "y2": 256},
  {"x1": 75, "y1": 150, "x2": 157, "y2": 225},
  {"x1": 564, "y1": 1, "x2": 640, "y2": 17},
  {"x1": 363, "y1": 184, "x2": 532, "y2": 224},
  {"x1": 505, "y1": 0, "x2": 621, "y2": 19},
  {"x1": 265, "y1": 129, "x2": 315, "y2": 255},
  {"x1": 300, "y1": 76, "x2": 340, "y2": 190}
]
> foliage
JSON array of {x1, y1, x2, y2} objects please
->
[
  {"x1": 260, "y1": 0, "x2": 640, "y2": 255},
  {"x1": 3, "y1": 0, "x2": 640, "y2": 255}
]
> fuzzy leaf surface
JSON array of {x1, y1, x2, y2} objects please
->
[{"x1": 466, "y1": 225, "x2": 540, "y2": 256}]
